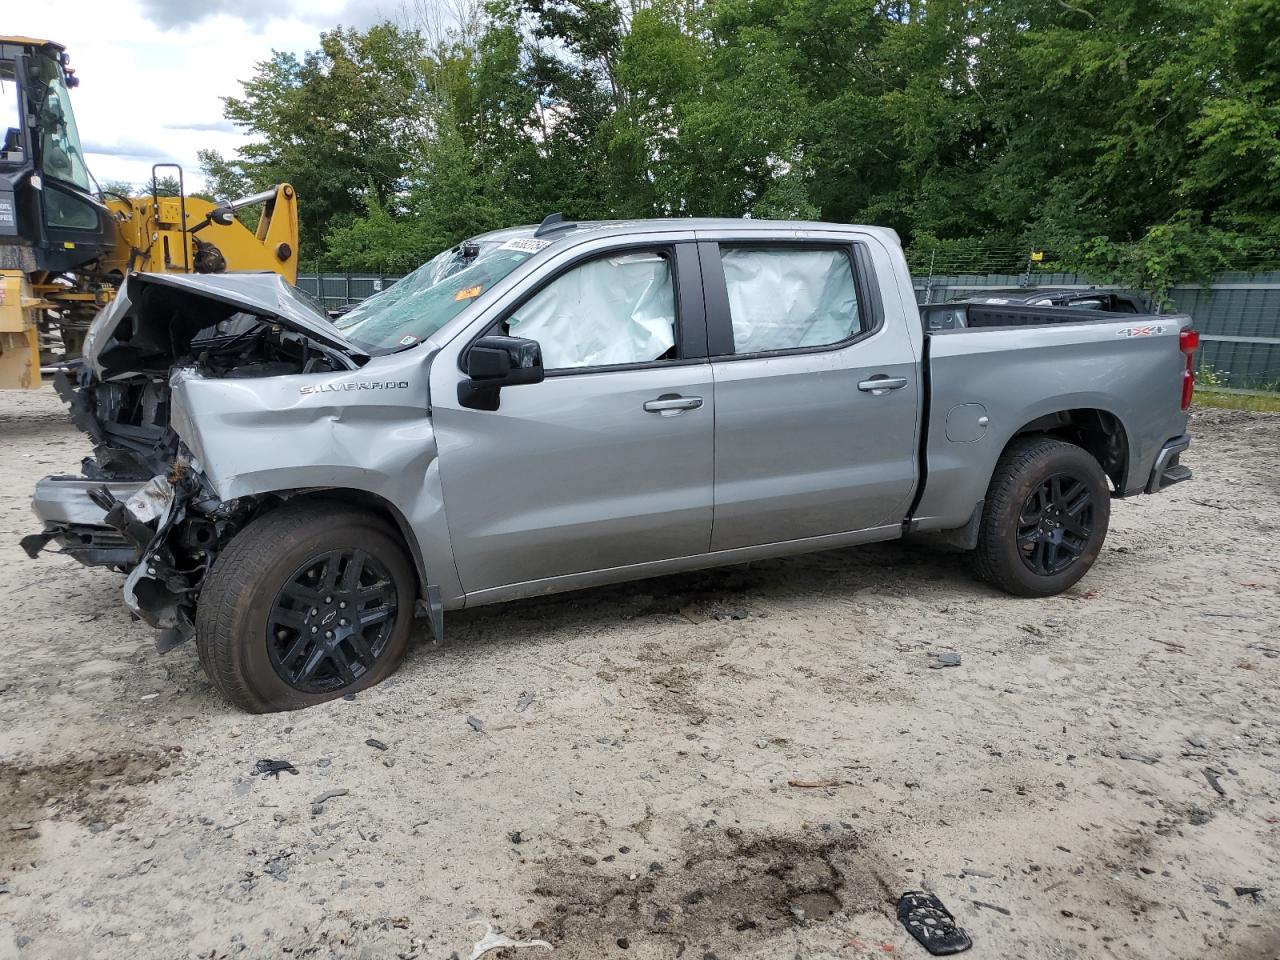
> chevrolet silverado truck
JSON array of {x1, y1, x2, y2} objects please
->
[{"x1": 23, "y1": 217, "x2": 1198, "y2": 712}]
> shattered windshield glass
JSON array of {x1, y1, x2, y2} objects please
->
[{"x1": 335, "y1": 236, "x2": 546, "y2": 351}]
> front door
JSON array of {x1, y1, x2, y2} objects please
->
[
  {"x1": 699, "y1": 236, "x2": 921, "y2": 551},
  {"x1": 430, "y1": 240, "x2": 714, "y2": 594}
]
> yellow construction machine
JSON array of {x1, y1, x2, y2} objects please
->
[{"x1": 0, "y1": 36, "x2": 299, "y2": 389}]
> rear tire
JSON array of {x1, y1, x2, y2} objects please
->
[
  {"x1": 975, "y1": 437, "x2": 1110, "y2": 597},
  {"x1": 196, "y1": 502, "x2": 416, "y2": 713}
]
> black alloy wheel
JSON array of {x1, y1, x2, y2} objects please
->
[
  {"x1": 267, "y1": 549, "x2": 399, "y2": 694},
  {"x1": 1015, "y1": 473, "x2": 1094, "y2": 576},
  {"x1": 974, "y1": 436, "x2": 1111, "y2": 597}
]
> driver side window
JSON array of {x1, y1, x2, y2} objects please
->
[{"x1": 505, "y1": 249, "x2": 677, "y2": 371}]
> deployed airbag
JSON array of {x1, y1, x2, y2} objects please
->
[
  {"x1": 721, "y1": 248, "x2": 859, "y2": 353},
  {"x1": 507, "y1": 252, "x2": 676, "y2": 369}
]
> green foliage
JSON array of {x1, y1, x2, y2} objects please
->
[{"x1": 199, "y1": 0, "x2": 1280, "y2": 284}]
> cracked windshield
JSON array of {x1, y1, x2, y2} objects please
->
[{"x1": 334, "y1": 236, "x2": 547, "y2": 351}]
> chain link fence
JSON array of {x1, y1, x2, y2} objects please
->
[{"x1": 300, "y1": 255, "x2": 1280, "y2": 392}]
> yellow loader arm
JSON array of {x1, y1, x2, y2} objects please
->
[{"x1": 101, "y1": 183, "x2": 299, "y2": 283}]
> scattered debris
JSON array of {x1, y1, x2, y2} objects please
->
[
  {"x1": 1234, "y1": 886, "x2": 1262, "y2": 900},
  {"x1": 310, "y1": 788, "x2": 349, "y2": 815},
  {"x1": 788, "y1": 778, "x2": 844, "y2": 789},
  {"x1": 515, "y1": 691, "x2": 535, "y2": 713},
  {"x1": 970, "y1": 900, "x2": 1012, "y2": 916},
  {"x1": 466, "y1": 921, "x2": 552, "y2": 960},
  {"x1": 929, "y1": 651, "x2": 962, "y2": 669},
  {"x1": 897, "y1": 891, "x2": 972, "y2": 955},
  {"x1": 1202, "y1": 768, "x2": 1227, "y2": 796},
  {"x1": 1117, "y1": 751, "x2": 1160, "y2": 765},
  {"x1": 365, "y1": 738, "x2": 389, "y2": 751},
  {"x1": 253, "y1": 759, "x2": 299, "y2": 779},
  {"x1": 679, "y1": 605, "x2": 707, "y2": 624}
]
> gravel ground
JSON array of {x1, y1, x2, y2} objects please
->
[{"x1": 0, "y1": 387, "x2": 1277, "y2": 960}]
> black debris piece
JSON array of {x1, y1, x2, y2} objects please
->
[
  {"x1": 896, "y1": 891, "x2": 972, "y2": 955},
  {"x1": 366, "y1": 738, "x2": 389, "y2": 751},
  {"x1": 1233, "y1": 886, "x2": 1262, "y2": 899},
  {"x1": 1202, "y1": 768, "x2": 1227, "y2": 796},
  {"x1": 253, "y1": 759, "x2": 299, "y2": 779}
]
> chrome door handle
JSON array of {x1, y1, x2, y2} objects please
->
[
  {"x1": 857, "y1": 376, "x2": 909, "y2": 395},
  {"x1": 643, "y1": 395, "x2": 703, "y2": 416}
]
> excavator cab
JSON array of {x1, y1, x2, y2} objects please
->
[
  {"x1": 0, "y1": 37, "x2": 114, "y2": 275},
  {"x1": 0, "y1": 36, "x2": 300, "y2": 389}
]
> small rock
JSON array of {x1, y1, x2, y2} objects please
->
[
  {"x1": 365, "y1": 738, "x2": 388, "y2": 751},
  {"x1": 929, "y1": 651, "x2": 962, "y2": 669},
  {"x1": 509, "y1": 831, "x2": 524, "y2": 844},
  {"x1": 229, "y1": 727, "x2": 242, "y2": 738},
  {"x1": 466, "y1": 716, "x2": 485, "y2": 734}
]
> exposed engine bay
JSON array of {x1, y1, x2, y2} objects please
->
[{"x1": 22, "y1": 272, "x2": 363, "y2": 650}]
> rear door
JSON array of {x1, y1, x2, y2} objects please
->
[
  {"x1": 429, "y1": 237, "x2": 715, "y2": 595},
  {"x1": 700, "y1": 230, "x2": 921, "y2": 551}
]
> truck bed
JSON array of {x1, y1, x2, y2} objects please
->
[
  {"x1": 909, "y1": 303, "x2": 1194, "y2": 535},
  {"x1": 918, "y1": 301, "x2": 1158, "y2": 332}
]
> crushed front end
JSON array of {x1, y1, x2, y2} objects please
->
[{"x1": 23, "y1": 272, "x2": 363, "y2": 651}]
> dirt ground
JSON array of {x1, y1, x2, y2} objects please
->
[{"x1": 0, "y1": 386, "x2": 1277, "y2": 960}]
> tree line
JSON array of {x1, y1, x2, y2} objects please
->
[{"x1": 196, "y1": 0, "x2": 1280, "y2": 290}]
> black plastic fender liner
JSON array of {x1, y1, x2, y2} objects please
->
[{"x1": 896, "y1": 891, "x2": 972, "y2": 955}]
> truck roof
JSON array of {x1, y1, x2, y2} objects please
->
[{"x1": 474, "y1": 218, "x2": 903, "y2": 249}]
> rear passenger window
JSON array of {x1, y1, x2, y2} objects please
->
[{"x1": 720, "y1": 247, "x2": 861, "y2": 354}]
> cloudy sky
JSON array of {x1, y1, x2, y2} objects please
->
[{"x1": 7, "y1": 0, "x2": 395, "y2": 193}]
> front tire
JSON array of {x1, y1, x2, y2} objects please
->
[
  {"x1": 975, "y1": 437, "x2": 1110, "y2": 597},
  {"x1": 196, "y1": 502, "x2": 416, "y2": 713}
]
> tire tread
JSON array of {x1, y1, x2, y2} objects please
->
[{"x1": 195, "y1": 502, "x2": 405, "y2": 712}]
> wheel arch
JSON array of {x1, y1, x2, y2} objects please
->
[
  {"x1": 1003, "y1": 407, "x2": 1131, "y2": 493},
  {"x1": 248, "y1": 488, "x2": 432, "y2": 603}
]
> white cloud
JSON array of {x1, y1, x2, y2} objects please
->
[{"x1": 6, "y1": 0, "x2": 399, "y2": 192}]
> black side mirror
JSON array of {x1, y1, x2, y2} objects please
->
[{"x1": 459, "y1": 335, "x2": 544, "y2": 410}]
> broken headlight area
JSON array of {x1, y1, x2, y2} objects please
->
[
  {"x1": 26, "y1": 272, "x2": 365, "y2": 652},
  {"x1": 24, "y1": 452, "x2": 256, "y2": 652}
]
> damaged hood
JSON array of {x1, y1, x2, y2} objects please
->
[{"x1": 83, "y1": 272, "x2": 367, "y2": 377}]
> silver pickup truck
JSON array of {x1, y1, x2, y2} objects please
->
[{"x1": 25, "y1": 217, "x2": 1197, "y2": 712}]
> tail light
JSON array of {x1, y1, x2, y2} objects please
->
[{"x1": 1179, "y1": 329, "x2": 1200, "y2": 410}]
